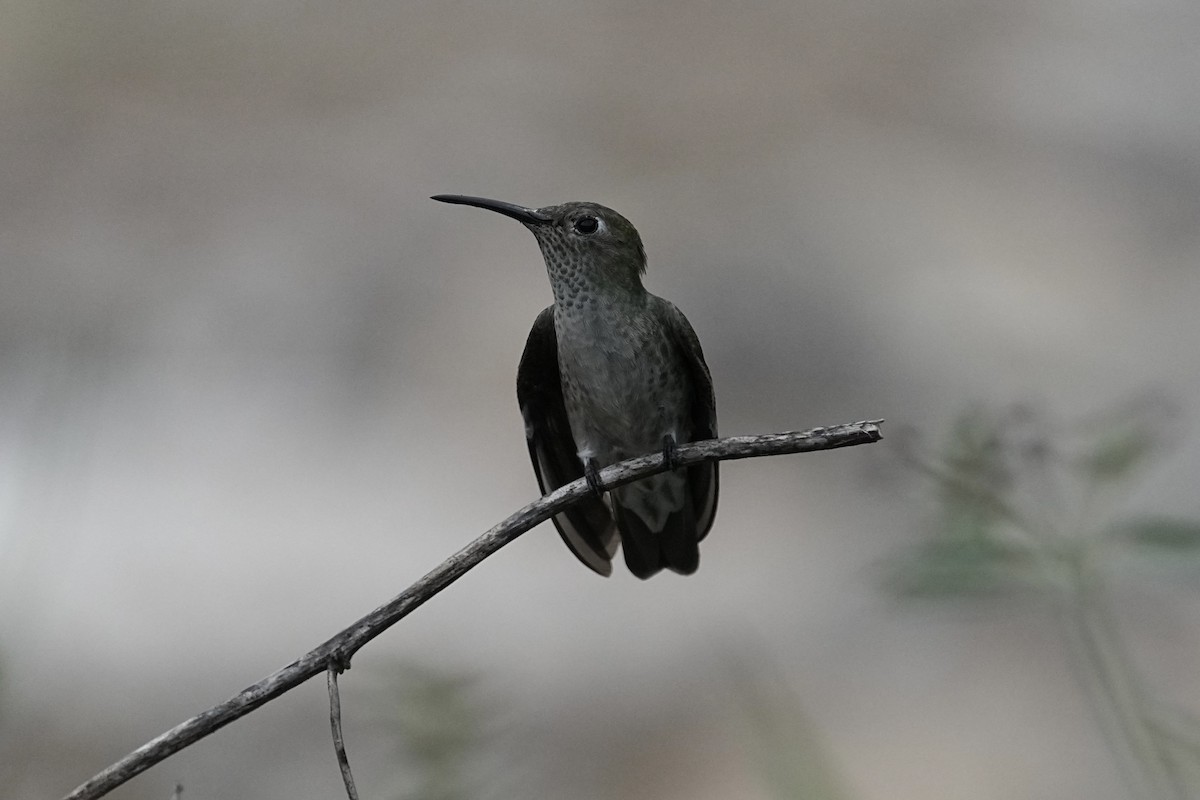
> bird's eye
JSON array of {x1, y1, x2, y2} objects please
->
[{"x1": 573, "y1": 216, "x2": 600, "y2": 235}]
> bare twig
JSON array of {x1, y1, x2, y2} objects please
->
[
  {"x1": 327, "y1": 659, "x2": 360, "y2": 800},
  {"x1": 62, "y1": 421, "x2": 883, "y2": 800}
]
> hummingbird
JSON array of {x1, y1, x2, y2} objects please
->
[{"x1": 432, "y1": 194, "x2": 718, "y2": 579}]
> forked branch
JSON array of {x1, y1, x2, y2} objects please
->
[{"x1": 63, "y1": 420, "x2": 883, "y2": 800}]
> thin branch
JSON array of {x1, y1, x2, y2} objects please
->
[
  {"x1": 327, "y1": 660, "x2": 360, "y2": 800},
  {"x1": 62, "y1": 421, "x2": 883, "y2": 800}
]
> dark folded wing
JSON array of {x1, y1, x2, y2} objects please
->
[
  {"x1": 657, "y1": 298, "x2": 720, "y2": 541},
  {"x1": 516, "y1": 306, "x2": 618, "y2": 575}
]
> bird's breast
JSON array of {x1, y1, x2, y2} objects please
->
[{"x1": 554, "y1": 301, "x2": 691, "y2": 461}]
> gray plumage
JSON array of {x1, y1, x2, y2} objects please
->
[{"x1": 433, "y1": 195, "x2": 718, "y2": 578}]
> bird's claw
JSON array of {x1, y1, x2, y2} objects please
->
[
  {"x1": 662, "y1": 434, "x2": 681, "y2": 471},
  {"x1": 584, "y1": 459, "x2": 605, "y2": 497}
]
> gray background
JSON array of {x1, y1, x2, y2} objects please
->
[{"x1": 2, "y1": 1, "x2": 1199, "y2": 798}]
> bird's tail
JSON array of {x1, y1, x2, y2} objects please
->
[{"x1": 612, "y1": 474, "x2": 700, "y2": 579}]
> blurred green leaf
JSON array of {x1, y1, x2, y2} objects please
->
[
  {"x1": 1079, "y1": 425, "x2": 1157, "y2": 484},
  {"x1": 374, "y1": 663, "x2": 492, "y2": 800},
  {"x1": 1111, "y1": 518, "x2": 1200, "y2": 551},
  {"x1": 1143, "y1": 706, "x2": 1200, "y2": 792},
  {"x1": 897, "y1": 400, "x2": 1200, "y2": 798},
  {"x1": 730, "y1": 660, "x2": 855, "y2": 800},
  {"x1": 891, "y1": 407, "x2": 1043, "y2": 600},
  {"x1": 889, "y1": 536, "x2": 1034, "y2": 598},
  {"x1": 939, "y1": 409, "x2": 1012, "y2": 500}
]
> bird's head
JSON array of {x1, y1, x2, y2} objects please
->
[{"x1": 432, "y1": 195, "x2": 647, "y2": 298}]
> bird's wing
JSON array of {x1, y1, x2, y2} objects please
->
[
  {"x1": 516, "y1": 306, "x2": 618, "y2": 576},
  {"x1": 657, "y1": 298, "x2": 720, "y2": 542}
]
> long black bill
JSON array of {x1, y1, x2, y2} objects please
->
[{"x1": 431, "y1": 194, "x2": 552, "y2": 225}]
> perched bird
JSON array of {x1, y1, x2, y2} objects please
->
[{"x1": 432, "y1": 195, "x2": 718, "y2": 578}]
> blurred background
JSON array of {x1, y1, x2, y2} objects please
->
[{"x1": 2, "y1": 1, "x2": 1199, "y2": 798}]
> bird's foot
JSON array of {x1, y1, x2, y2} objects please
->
[
  {"x1": 584, "y1": 459, "x2": 605, "y2": 497},
  {"x1": 662, "y1": 434, "x2": 681, "y2": 471}
]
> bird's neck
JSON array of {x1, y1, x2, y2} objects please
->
[
  {"x1": 547, "y1": 260, "x2": 645, "y2": 308},
  {"x1": 551, "y1": 277, "x2": 646, "y2": 314}
]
